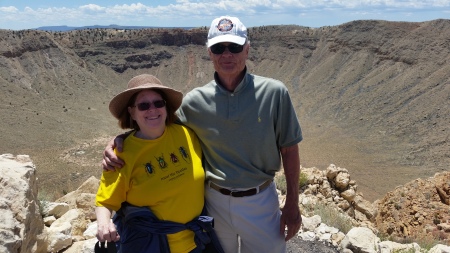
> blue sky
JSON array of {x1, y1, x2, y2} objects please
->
[{"x1": 1, "y1": 0, "x2": 449, "y2": 30}]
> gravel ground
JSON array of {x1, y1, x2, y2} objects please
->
[{"x1": 286, "y1": 237, "x2": 341, "y2": 253}]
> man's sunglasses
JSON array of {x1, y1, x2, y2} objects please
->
[
  {"x1": 210, "y1": 43, "x2": 244, "y2": 54},
  {"x1": 132, "y1": 100, "x2": 166, "y2": 111}
]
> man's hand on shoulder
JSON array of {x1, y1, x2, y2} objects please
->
[{"x1": 101, "y1": 133, "x2": 129, "y2": 171}]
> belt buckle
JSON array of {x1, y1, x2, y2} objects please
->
[
  {"x1": 233, "y1": 189, "x2": 257, "y2": 197},
  {"x1": 219, "y1": 188, "x2": 247, "y2": 197},
  {"x1": 215, "y1": 184, "x2": 259, "y2": 197},
  {"x1": 219, "y1": 188, "x2": 232, "y2": 195}
]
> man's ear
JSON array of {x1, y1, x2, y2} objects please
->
[{"x1": 208, "y1": 48, "x2": 213, "y2": 60}]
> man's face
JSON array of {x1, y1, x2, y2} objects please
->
[{"x1": 208, "y1": 42, "x2": 249, "y2": 77}]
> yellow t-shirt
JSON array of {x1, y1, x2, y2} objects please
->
[{"x1": 96, "y1": 124, "x2": 205, "y2": 253}]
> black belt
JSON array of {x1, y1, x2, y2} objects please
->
[{"x1": 209, "y1": 180, "x2": 272, "y2": 197}]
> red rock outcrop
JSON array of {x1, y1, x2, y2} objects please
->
[{"x1": 374, "y1": 171, "x2": 450, "y2": 243}]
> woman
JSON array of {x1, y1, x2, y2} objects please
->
[{"x1": 95, "y1": 74, "x2": 217, "y2": 253}]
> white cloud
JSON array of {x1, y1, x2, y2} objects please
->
[
  {"x1": 1, "y1": 0, "x2": 449, "y2": 30},
  {"x1": 80, "y1": 4, "x2": 106, "y2": 12},
  {"x1": 0, "y1": 6, "x2": 18, "y2": 13},
  {"x1": 109, "y1": 3, "x2": 148, "y2": 13}
]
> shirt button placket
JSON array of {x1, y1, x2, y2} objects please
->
[{"x1": 229, "y1": 93, "x2": 239, "y2": 122}]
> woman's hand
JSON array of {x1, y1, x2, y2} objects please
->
[{"x1": 96, "y1": 207, "x2": 120, "y2": 242}]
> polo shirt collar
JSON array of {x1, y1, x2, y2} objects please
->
[{"x1": 214, "y1": 67, "x2": 249, "y2": 94}]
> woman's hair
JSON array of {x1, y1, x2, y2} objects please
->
[{"x1": 117, "y1": 89, "x2": 178, "y2": 130}]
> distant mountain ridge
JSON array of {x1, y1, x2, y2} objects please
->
[{"x1": 35, "y1": 24, "x2": 196, "y2": 31}]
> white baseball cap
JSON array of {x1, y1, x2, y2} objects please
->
[{"x1": 207, "y1": 16, "x2": 247, "y2": 47}]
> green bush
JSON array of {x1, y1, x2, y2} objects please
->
[
  {"x1": 274, "y1": 171, "x2": 308, "y2": 194},
  {"x1": 299, "y1": 172, "x2": 308, "y2": 188},
  {"x1": 37, "y1": 189, "x2": 52, "y2": 217}
]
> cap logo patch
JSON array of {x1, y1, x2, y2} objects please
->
[{"x1": 217, "y1": 18, "x2": 234, "y2": 32}]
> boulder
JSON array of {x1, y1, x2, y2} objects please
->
[{"x1": 0, "y1": 154, "x2": 46, "y2": 253}]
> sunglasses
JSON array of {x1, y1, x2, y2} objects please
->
[
  {"x1": 132, "y1": 100, "x2": 166, "y2": 111},
  {"x1": 210, "y1": 43, "x2": 244, "y2": 54}
]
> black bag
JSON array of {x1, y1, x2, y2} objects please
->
[
  {"x1": 202, "y1": 242, "x2": 221, "y2": 253},
  {"x1": 94, "y1": 241, "x2": 117, "y2": 253}
]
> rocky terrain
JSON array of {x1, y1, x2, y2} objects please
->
[{"x1": 1, "y1": 154, "x2": 448, "y2": 252}]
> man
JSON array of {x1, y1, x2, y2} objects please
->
[{"x1": 103, "y1": 16, "x2": 303, "y2": 253}]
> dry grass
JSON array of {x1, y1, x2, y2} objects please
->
[
  {"x1": 303, "y1": 202, "x2": 354, "y2": 234},
  {"x1": 378, "y1": 232, "x2": 443, "y2": 252}
]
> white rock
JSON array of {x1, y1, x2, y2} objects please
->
[
  {"x1": 46, "y1": 222, "x2": 73, "y2": 252},
  {"x1": 83, "y1": 221, "x2": 98, "y2": 239},
  {"x1": 299, "y1": 231, "x2": 316, "y2": 241},
  {"x1": 340, "y1": 227, "x2": 380, "y2": 253},
  {"x1": 63, "y1": 238, "x2": 98, "y2": 253},
  {"x1": 42, "y1": 201, "x2": 70, "y2": 218},
  {"x1": 429, "y1": 244, "x2": 450, "y2": 253},
  {"x1": 378, "y1": 241, "x2": 421, "y2": 253},
  {"x1": 0, "y1": 154, "x2": 44, "y2": 253},
  {"x1": 302, "y1": 215, "x2": 321, "y2": 231},
  {"x1": 43, "y1": 216, "x2": 57, "y2": 226}
]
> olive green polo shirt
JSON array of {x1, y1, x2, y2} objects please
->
[{"x1": 177, "y1": 71, "x2": 302, "y2": 188}]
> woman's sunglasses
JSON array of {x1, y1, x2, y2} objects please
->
[
  {"x1": 132, "y1": 100, "x2": 166, "y2": 111},
  {"x1": 210, "y1": 43, "x2": 244, "y2": 54}
]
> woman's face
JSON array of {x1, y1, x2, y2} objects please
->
[{"x1": 129, "y1": 89, "x2": 167, "y2": 137}]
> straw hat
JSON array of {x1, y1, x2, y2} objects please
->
[{"x1": 109, "y1": 74, "x2": 183, "y2": 119}]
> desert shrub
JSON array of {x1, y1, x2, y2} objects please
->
[
  {"x1": 299, "y1": 172, "x2": 308, "y2": 188},
  {"x1": 398, "y1": 235, "x2": 441, "y2": 252},
  {"x1": 274, "y1": 173, "x2": 287, "y2": 194},
  {"x1": 275, "y1": 171, "x2": 308, "y2": 194},
  {"x1": 304, "y1": 202, "x2": 353, "y2": 234},
  {"x1": 392, "y1": 248, "x2": 417, "y2": 253},
  {"x1": 37, "y1": 189, "x2": 52, "y2": 217},
  {"x1": 378, "y1": 231, "x2": 441, "y2": 252}
]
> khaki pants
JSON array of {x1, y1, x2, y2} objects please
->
[{"x1": 205, "y1": 182, "x2": 286, "y2": 253}]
